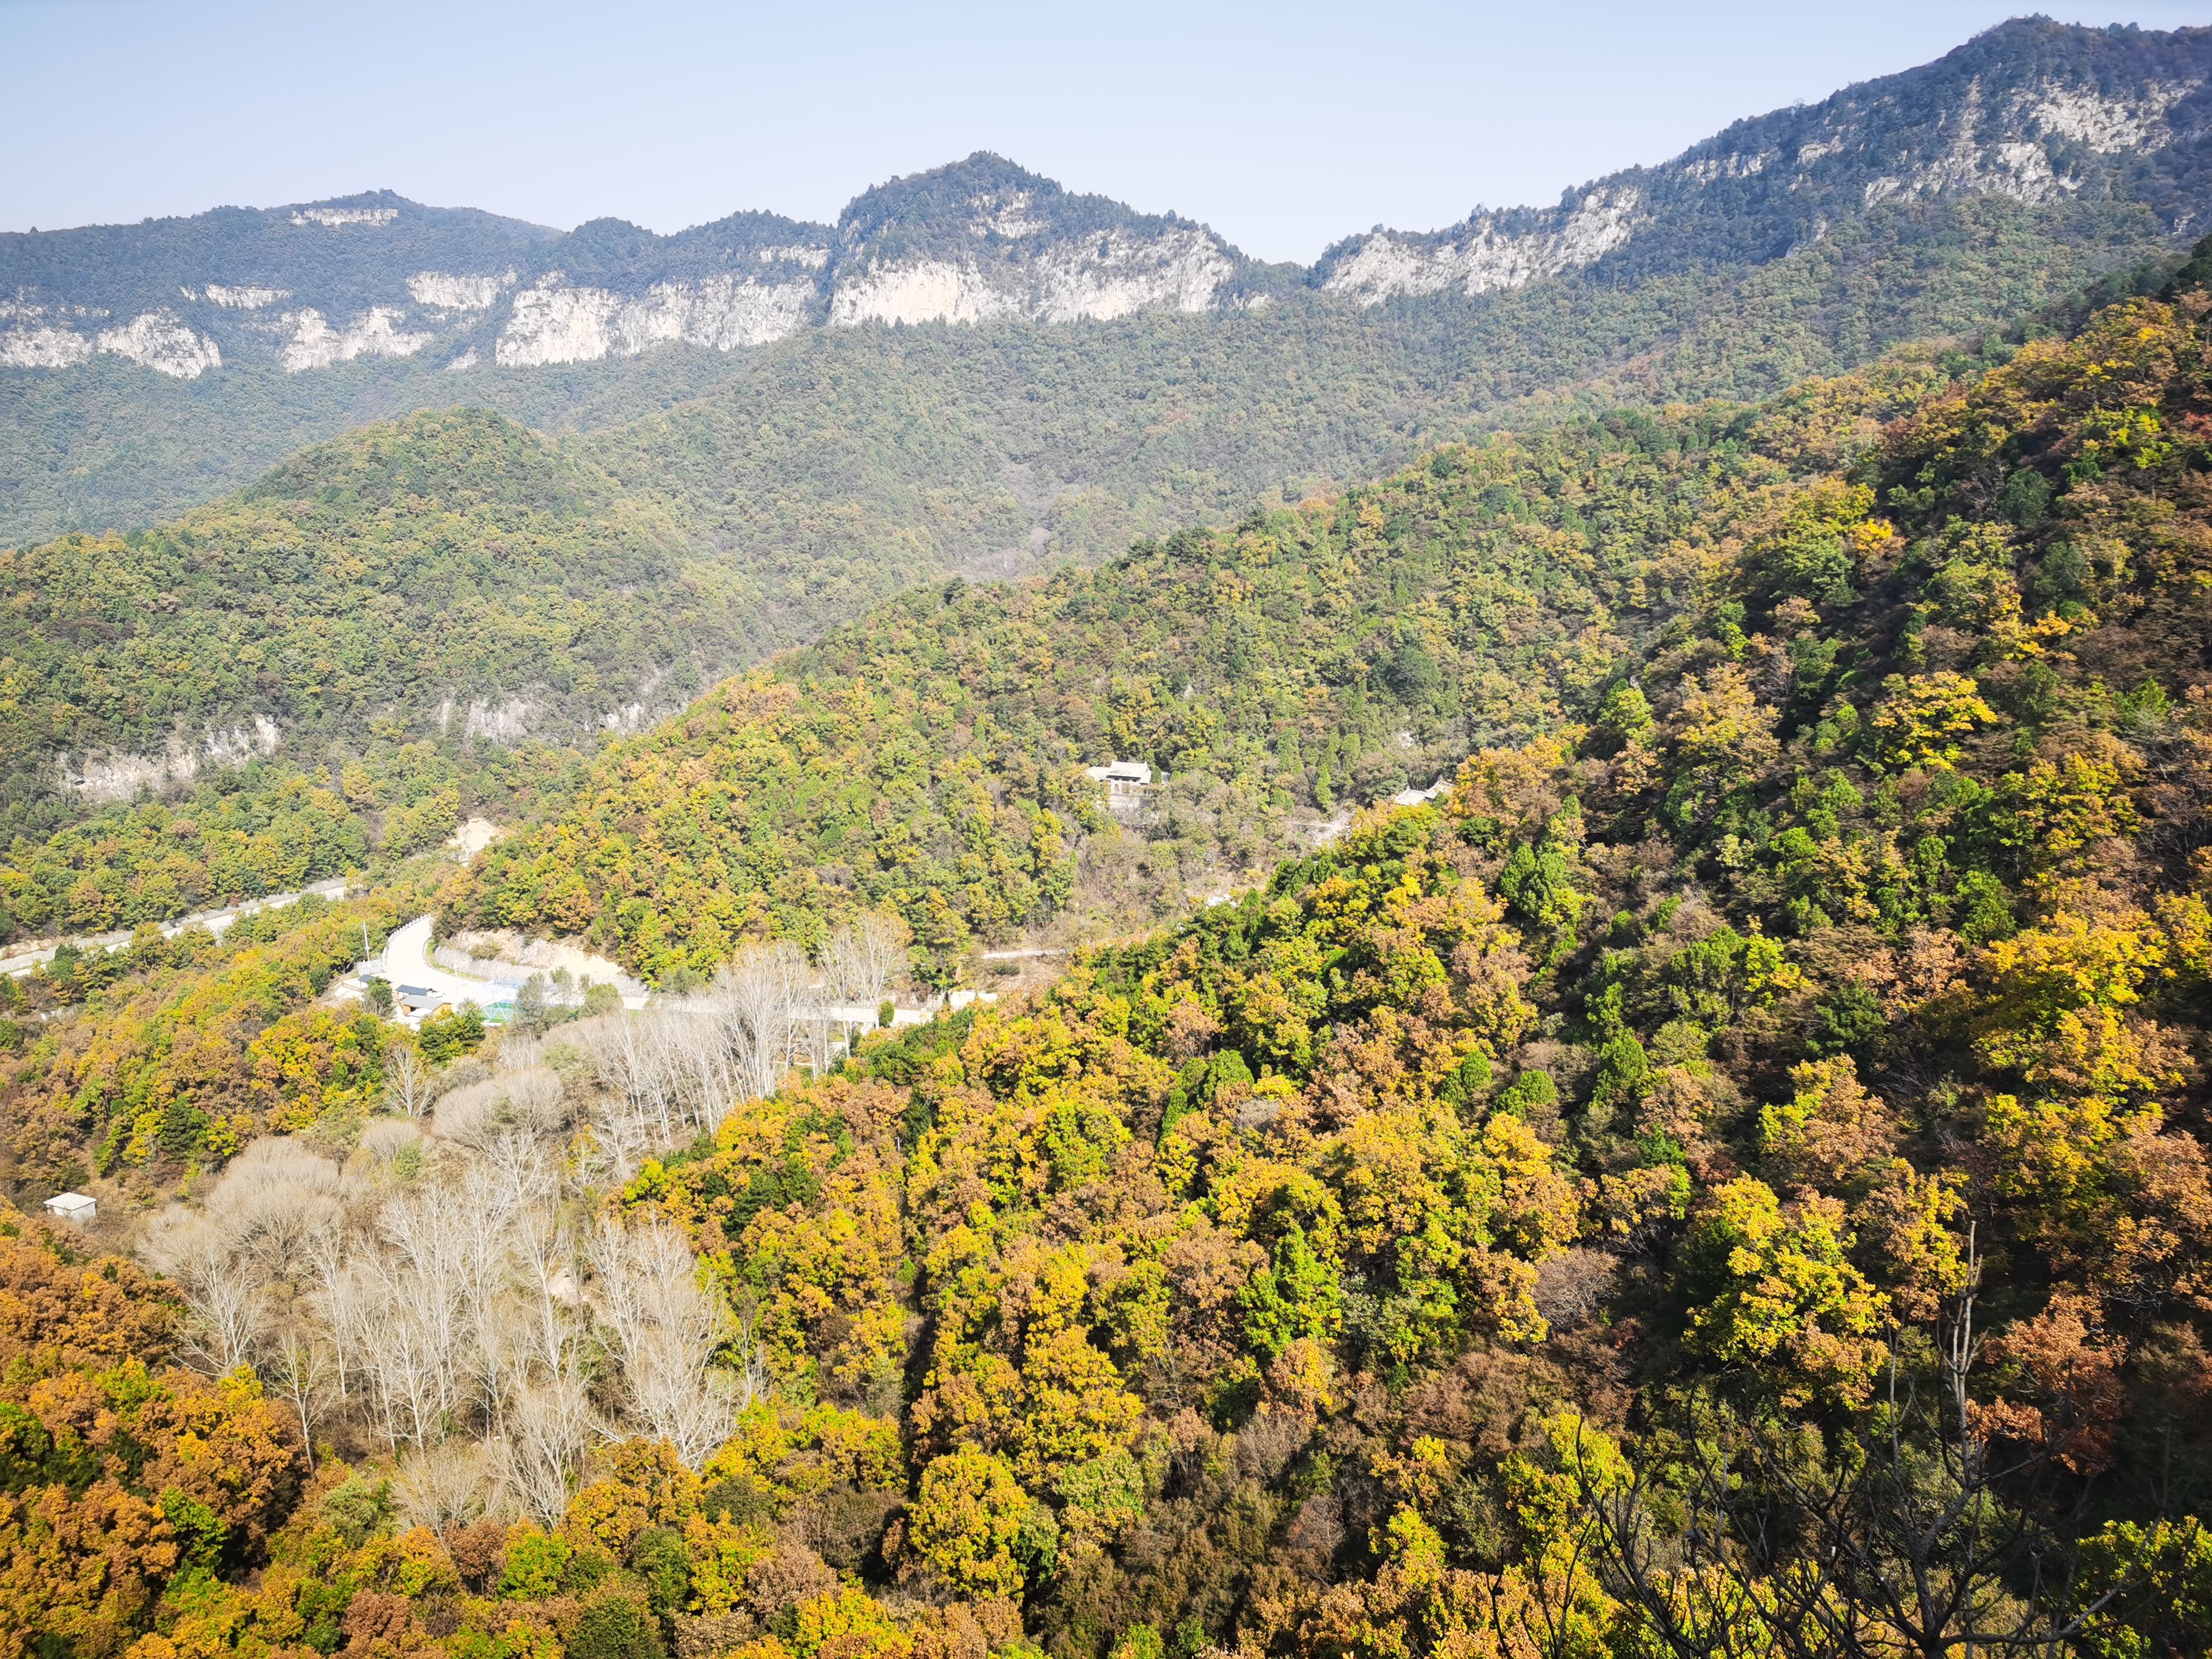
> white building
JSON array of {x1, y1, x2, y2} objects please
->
[
  {"x1": 1391, "y1": 776, "x2": 1450, "y2": 807},
  {"x1": 1086, "y1": 760, "x2": 1153, "y2": 786},
  {"x1": 43, "y1": 1191, "x2": 95, "y2": 1225},
  {"x1": 1085, "y1": 760, "x2": 1154, "y2": 817}
]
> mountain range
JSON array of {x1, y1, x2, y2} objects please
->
[
  {"x1": 9, "y1": 20, "x2": 2212, "y2": 380},
  {"x1": 5, "y1": 18, "x2": 2212, "y2": 548}
]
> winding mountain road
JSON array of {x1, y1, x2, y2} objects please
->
[{"x1": 0, "y1": 876, "x2": 352, "y2": 979}]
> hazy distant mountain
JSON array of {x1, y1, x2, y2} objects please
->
[
  {"x1": 4, "y1": 17, "x2": 2211, "y2": 545},
  {"x1": 8, "y1": 19, "x2": 2205, "y2": 384},
  {"x1": 0, "y1": 154, "x2": 1278, "y2": 382}
]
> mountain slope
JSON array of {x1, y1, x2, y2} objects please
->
[
  {"x1": 589, "y1": 189, "x2": 2188, "y2": 589},
  {"x1": 5, "y1": 269, "x2": 2212, "y2": 1659},
  {"x1": 0, "y1": 409, "x2": 756, "y2": 843},
  {"x1": 1315, "y1": 16, "x2": 2212, "y2": 301},
  {"x1": 452, "y1": 344, "x2": 1959, "y2": 984},
  {"x1": 7, "y1": 198, "x2": 2162, "y2": 861}
]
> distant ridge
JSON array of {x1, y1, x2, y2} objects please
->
[
  {"x1": 7, "y1": 20, "x2": 2208, "y2": 382},
  {"x1": 5, "y1": 18, "x2": 2212, "y2": 549}
]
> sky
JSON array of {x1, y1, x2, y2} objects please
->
[{"x1": 4, "y1": 1, "x2": 2211, "y2": 264}]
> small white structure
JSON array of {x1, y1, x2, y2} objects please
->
[
  {"x1": 1086, "y1": 759, "x2": 1154, "y2": 817},
  {"x1": 1391, "y1": 776, "x2": 1450, "y2": 808},
  {"x1": 1086, "y1": 760, "x2": 1153, "y2": 786},
  {"x1": 43, "y1": 1191, "x2": 95, "y2": 1225}
]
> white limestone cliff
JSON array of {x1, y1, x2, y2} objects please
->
[
  {"x1": 494, "y1": 273, "x2": 814, "y2": 366},
  {"x1": 460, "y1": 697, "x2": 536, "y2": 742},
  {"x1": 828, "y1": 260, "x2": 1019, "y2": 327},
  {"x1": 829, "y1": 226, "x2": 1233, "y2": 327},
  {"x1": 2033, "y1": 78, "x2": 2200, "y2": 151},
  {"x1": 205, "y1": 284, "x2": 290, "y2": 309},
  {"x1": 407, "y1": 270, "x2": 515, "y2": 310},
  {"x1": 0, "y1": 303, "x2": 95, "y2": 369},
  {"x1": 59, "y1": 716, "x2": 281, "y2": 802},
  {"x1": 9, "y1": 59, "x2": 2208, "y2": 387},
  {"x1": 1854, "y1": 76, "x2": 2201, "y2": 209},
  {"x1": 96, "y1": 311, "x2": 223, "y2": 377},
  {"x1": 279, "y1": 307, "x2": 433, "y2": 372},
  {"x1": 2, "y1": 303, "x2": 222, "y2": 377},
  {"x1": 1323, "y1": 187, "x2": 1641, "y2": 306},
  {"x1": 292, "y1": 206, "x2": 398, "y2": 227}
]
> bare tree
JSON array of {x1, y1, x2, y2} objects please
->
[
  {"x1": 588, "y1": 1218, "x2": 762, "y2": 1468},
  {"x1": 352, "y1": 1188, "x2": 478, "y2": 1449},
  {"x1": 583, "y1": 1013, "x2": 686, "y2": 1173},
  {"x1": 394, "y1": 1439, "x2": 500, "y2": 1534},
  {"x1": 496, "y1": 1365, "x2": 600, "y2": 1525},
  {"x1": 584, "y1": 1089, "x2": 657, "y2": 1186},
  {"x1": 133, "y1": 1027, "x2": 765, "y2": 1506},
  {"x1": 714, "y1": 941, "x2": 808, "y2": 1101},
  {"x1": 859, "y1": 910, "x2": 914, "y2": 1005},
  {"x1": 826, "y1": 910, "x2": 908, "y2": 1039},
  {"x1": 144, "y1": 1210, "x2": 267, "y2": 1375},
  {"x1": 386, "y1": 1044, "x2": 437, "y2": 1119},
  {"x1": 498, "y1": 1067, "x2": 569, "y2": 1137},
  {"x1": 304, "y1": 1218, "x2": 365, "y2": 1402},
  {"x1": 207, "y1": 1138, "x2": 341, "y2": 1278},
  {"x1": 662, "y1": 1014, "x2": 740, "y2": 1136},
  {"x1": 268, "y1": 1329, "x2": 337, "y2": 1470}
]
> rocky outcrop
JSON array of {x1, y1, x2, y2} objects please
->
[
  {"x1": 204, "y1": 284, "x2": 289, "y2": 309},
  {"x1": 406, "y1": 270, "x2": 514, "y2": 310},
  {"x1": 823, "y1": 165, "x2": 1243, "y2": 327},
  {"x1": 58, "y1": 715, "x2": 281, "y2": 801},
  {"x1": 1321, "y1": 187, "x2": 1640, "y2": 304},
  {"x1": 0, "y1": 306, "x2": 223, "y2": 377},
  {"x1": 828, "y1": 224, "x2": 1233, "y2": 326},
  {"x1": 495, "y1": 272, "x2": 816, "y2": 366},
  {"x1": 279, "y1": 307, "x2": 432, "y2": 372},
  {"x1": 1315, "y1": 24, "x2": 2212, "y2": 304}
]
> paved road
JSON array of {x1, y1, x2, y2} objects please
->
[
  {"x1": 374, "y1": 916, "x2": 526, "y2": 1011},
  {"x1": 370, "y1": 916, "x2": 659, "y2": 1015},
  {"x1": 1, "y1": 876, "x2": 352, "y2": 979}
]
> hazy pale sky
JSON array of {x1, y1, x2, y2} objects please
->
[{"x1": 4, "y1": 1, "x2": 2209, "y2": 263}]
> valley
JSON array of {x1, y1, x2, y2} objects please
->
[{"x1": 4, "y1": 15, "x2": 2212, "y2": 1659}]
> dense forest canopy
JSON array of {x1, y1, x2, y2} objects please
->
[
  {"x1": 0, "y1": 260, "x2": 2209, "y2": 1658},
  {"x1": 0, "y1": 409, "x2": 751, "y2": 935},
  {"x1": 0, "y1": 407, "x2": 743, "y2": 791},
  {"x1": 452, "y1": 346, "x2": 1963, "y2": 985}
]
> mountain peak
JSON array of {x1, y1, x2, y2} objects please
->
[{"x1": 1313, "y1": 15, "x2": 2212, "y2": 305}]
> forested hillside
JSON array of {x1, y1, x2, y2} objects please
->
[
  {"x1": 4, "y1": 270, "x2": 2212, "y2": 1657},
  {"x1": 15, "y1": 192, "x2": 2111, "y2": 954},
  {"x1": 0, "y1": 190, "x2": 2189, "y2": 571},
  {"x1": 0, "y1": 408, "x2": 769, "y2": 934},
  {"x1": 455, "y1": 338, "x2": 1967, "y2": 985}
]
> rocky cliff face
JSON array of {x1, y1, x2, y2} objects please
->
[
  {"x1": 0, "y1": 158, "x2": 1264, "y2": 379},
  {"x1": 821, "y1": 156, "x2": 1255, "y2": 329},
  {"x1": 0, "y1": 193, "x2": 555, "y2": 379},
  {"x1": 1315, "y1": 20, "x2": 2212, "y2": 303},
  {"x1": 5, "y1": 19, "x2": 2211, "y2": 383}
]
